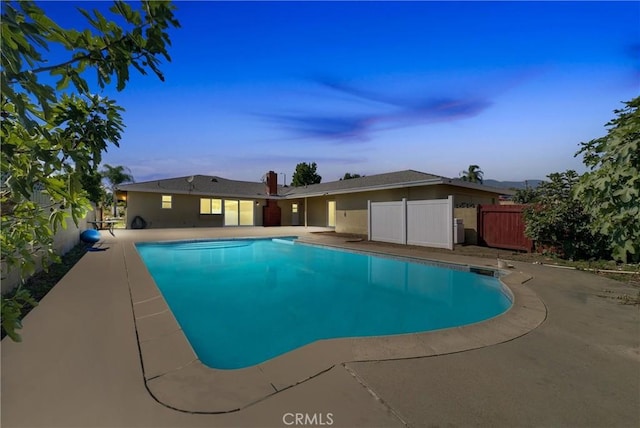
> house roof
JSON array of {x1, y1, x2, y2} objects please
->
[
  {"x1": 282, "y1": 170, "x2": 514, "y2": 197},
  {"x1": 117, "y1": 170, "x2": 514, "y2": 199},
  {"x1": 281, "y1": 170, "x2": 442, "y2": 197},
  {"x1": 117, "y1": 175, "x2": 274, "y2": 199}
]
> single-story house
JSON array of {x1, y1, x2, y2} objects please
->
[{"x1": 117, "y1": 170, "x2": 513, "y2": 243}]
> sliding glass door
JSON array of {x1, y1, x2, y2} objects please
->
[
  {"x1": 224, "y1": 200, "x2": 254, "y2": 226},
  {"x1": 239, "y1": 200, "x2": 254, "y2": 226},
  {"x1": 327, "y1": 200, "x2": 336, "y2": 227}
]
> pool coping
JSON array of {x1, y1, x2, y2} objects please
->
[{"x1": 124, "y1": 239, "x2": 546, "y2": 414}]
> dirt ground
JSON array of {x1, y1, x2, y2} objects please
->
[{"x1": 311, "y1": 231, "x2": 570, "y2": 262}]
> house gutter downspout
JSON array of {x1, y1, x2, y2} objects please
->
[{"x1": 304, "y1": 196, "x2": 308, "y2": 228}]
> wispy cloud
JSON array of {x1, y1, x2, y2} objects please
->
[
  {"x1": 314, "y1": 76, "x2": 492, "y2": 121},
  {"x1": 264, "y1": 113, "x2": 374, "y2": 141},
  {"x1": 391, "y1": 96, "x2": 491, "y2": 122},
  {"x1": 261, "y1": 76, "x2": 492, "y2": 142}
]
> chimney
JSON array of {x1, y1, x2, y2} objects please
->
[
  {"x1": 265, "y1": 171, "x2": 278, "y2": 195},
  {"x1": 263, "y1": 171, "x2": 281, "y2": 226}
]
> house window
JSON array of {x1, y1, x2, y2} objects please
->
[
  {"x1": 161, "y1": 195, "x2": 172, "y2": 209},
  {"x1": 292, "y1": 203, "x2": 298, "y2": 213},
  {"x1": 200, "y1": 198, "x2": 222, "y2": 214}
]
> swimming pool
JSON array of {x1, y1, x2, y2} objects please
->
[{"x1": 136, "y1": 238, "x2": 512, "y2": 370}]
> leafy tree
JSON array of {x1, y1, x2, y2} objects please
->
[
  {"x1": 80, "y1": 170, "x2": 108, "y2": 205},
  {"x1": 79, "y1": 169, "x2": 109, "y2": 221},
  {"x1": 0, "y1": 288, "x2": 37, "y2": 342},
  {"x1": 291, "y1": 162, "x2": 322, "y2": 187},
  {"x1": 340, "y1": 172, "x2": 363, "y2": 180},
  {"x1": 101, "y1": 164, "x2": 134, "y2": 216},
  {"x1": 1, "y1": 0, "x2": 179, "y2": 341},
  {"x1": 522, "y1": 171, "x2": 609, "y2": 260},
  {"x1": 512, "y1": 184, "x2": 537, "y2": 204},
  {"x1": 574, "y1": 97, "x2": 640, "y2": 263},
  {"x1": 460, "y1": 165, "x2": 484, "y2": 183}
]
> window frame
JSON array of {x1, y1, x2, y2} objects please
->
[
  {"x1": 200, "y1": 198, "x2": 222, "y2": 215},
  {"x1": 161, "y1": 195, "x2": 172, "y2": 209}
]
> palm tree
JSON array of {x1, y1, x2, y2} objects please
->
[
  {"x1": 101, "y1": 164, "x2": 134, "y2": 217},
  {"x1": 460, "y1": 165, "x2": 484, "y2": 184}
]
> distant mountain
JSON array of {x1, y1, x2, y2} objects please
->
[{"x1": 482, "y1": 179, "x2": 543, "y2": 190}]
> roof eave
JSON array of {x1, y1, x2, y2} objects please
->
[
  {"x1": 447, "y1": 180, "x2": 517, "y2": 195},
  {"x1": 116, "y1": 187, "x2": 280, "y2": 200},
  {"x1": 282, "y1": 178, "x2": 445, "y2": 198},
  {"x1": 117, "y1": 176, "x2": 514, "y2": 198}
]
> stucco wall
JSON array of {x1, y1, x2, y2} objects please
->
[
  {"x1": 305, "y1": 196, "x2": 330, "y2": 227},
  {"x1": 2, "y1": 208, "x2": 94, "y2": 294},
  {"x1": 278, "y1": 198, "x2": 305, "y2": 226},
  {"x1": 330, "y1": 185, "x2": 498, "y2": 236},
  {"x1": 453, "y1": 207, "x2": 478, "y2": 245},
  {"x1": 124, "y1": 185, "x2": 498, "y2": 235},
  {"x1": 437, "y1": 184, "x2": 497, "y2": 205},
  {"x1": 125, "y1": 192, "x2": 265, "y2": 228},
  {"x1": 336, "y1": 208, "x2": 368, "y2": 235},
  {"x1": 334, "y1": 189, "x2": 408, "y2": 235}
]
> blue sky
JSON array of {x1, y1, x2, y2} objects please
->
[{"x1": 42, "y1": 1, "x2": 639, "y2": 184}]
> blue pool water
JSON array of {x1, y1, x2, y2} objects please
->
[{"x1": 136, "y1": 238, "x2": 512, "y2": 369}]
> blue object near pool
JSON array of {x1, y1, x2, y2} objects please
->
[
  {"x1": 80, "y1": 229, "x2": 101, "y2": 244},
  {"x1": 136, "y1": 238, "x2": 512, "y2": 370}
]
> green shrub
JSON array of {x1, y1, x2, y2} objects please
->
[{"x1": 523, "y1": 171, "x2": 610, "y2": 260}]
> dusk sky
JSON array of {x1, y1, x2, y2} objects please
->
[{"x1": 42, "y1": 1, "x2": 639, "y2": 184}]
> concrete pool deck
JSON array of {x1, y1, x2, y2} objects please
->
[{"x1": 2, "y1": 227, "x2": 639, "y2": 427}]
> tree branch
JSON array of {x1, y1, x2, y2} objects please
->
[{"x1": 7, "y1": 27, "x2": 149, "y2": 83}]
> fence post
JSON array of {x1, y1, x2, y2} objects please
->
[
  {"x1": 477, "y1": 204, "x2": 483, "y2": 246},
  {"x1": 447, "y1": 195, "x2": 454, "y2": 250},
  {"x1": 367, "y1": 200, "x2": 371, "y2": 241},
  {"x1": 401, "y1": 198, "x2": 407, "y2": 245}
]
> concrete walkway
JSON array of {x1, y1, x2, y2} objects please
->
[{"x1": 2, "y1": 227, "x2": 639, "y2": 427}]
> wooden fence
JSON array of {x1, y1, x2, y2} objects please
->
[{"x1": 477, "y1": 204, "x2": 533, "y2": 252}]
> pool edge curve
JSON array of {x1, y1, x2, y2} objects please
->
[{"x1": 123, "y1": 240, "x2": 546, "y2": 414}]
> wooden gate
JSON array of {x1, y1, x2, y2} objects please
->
[{"x1": 478, "y1": 205, "x2": 533, "y2": 252}]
